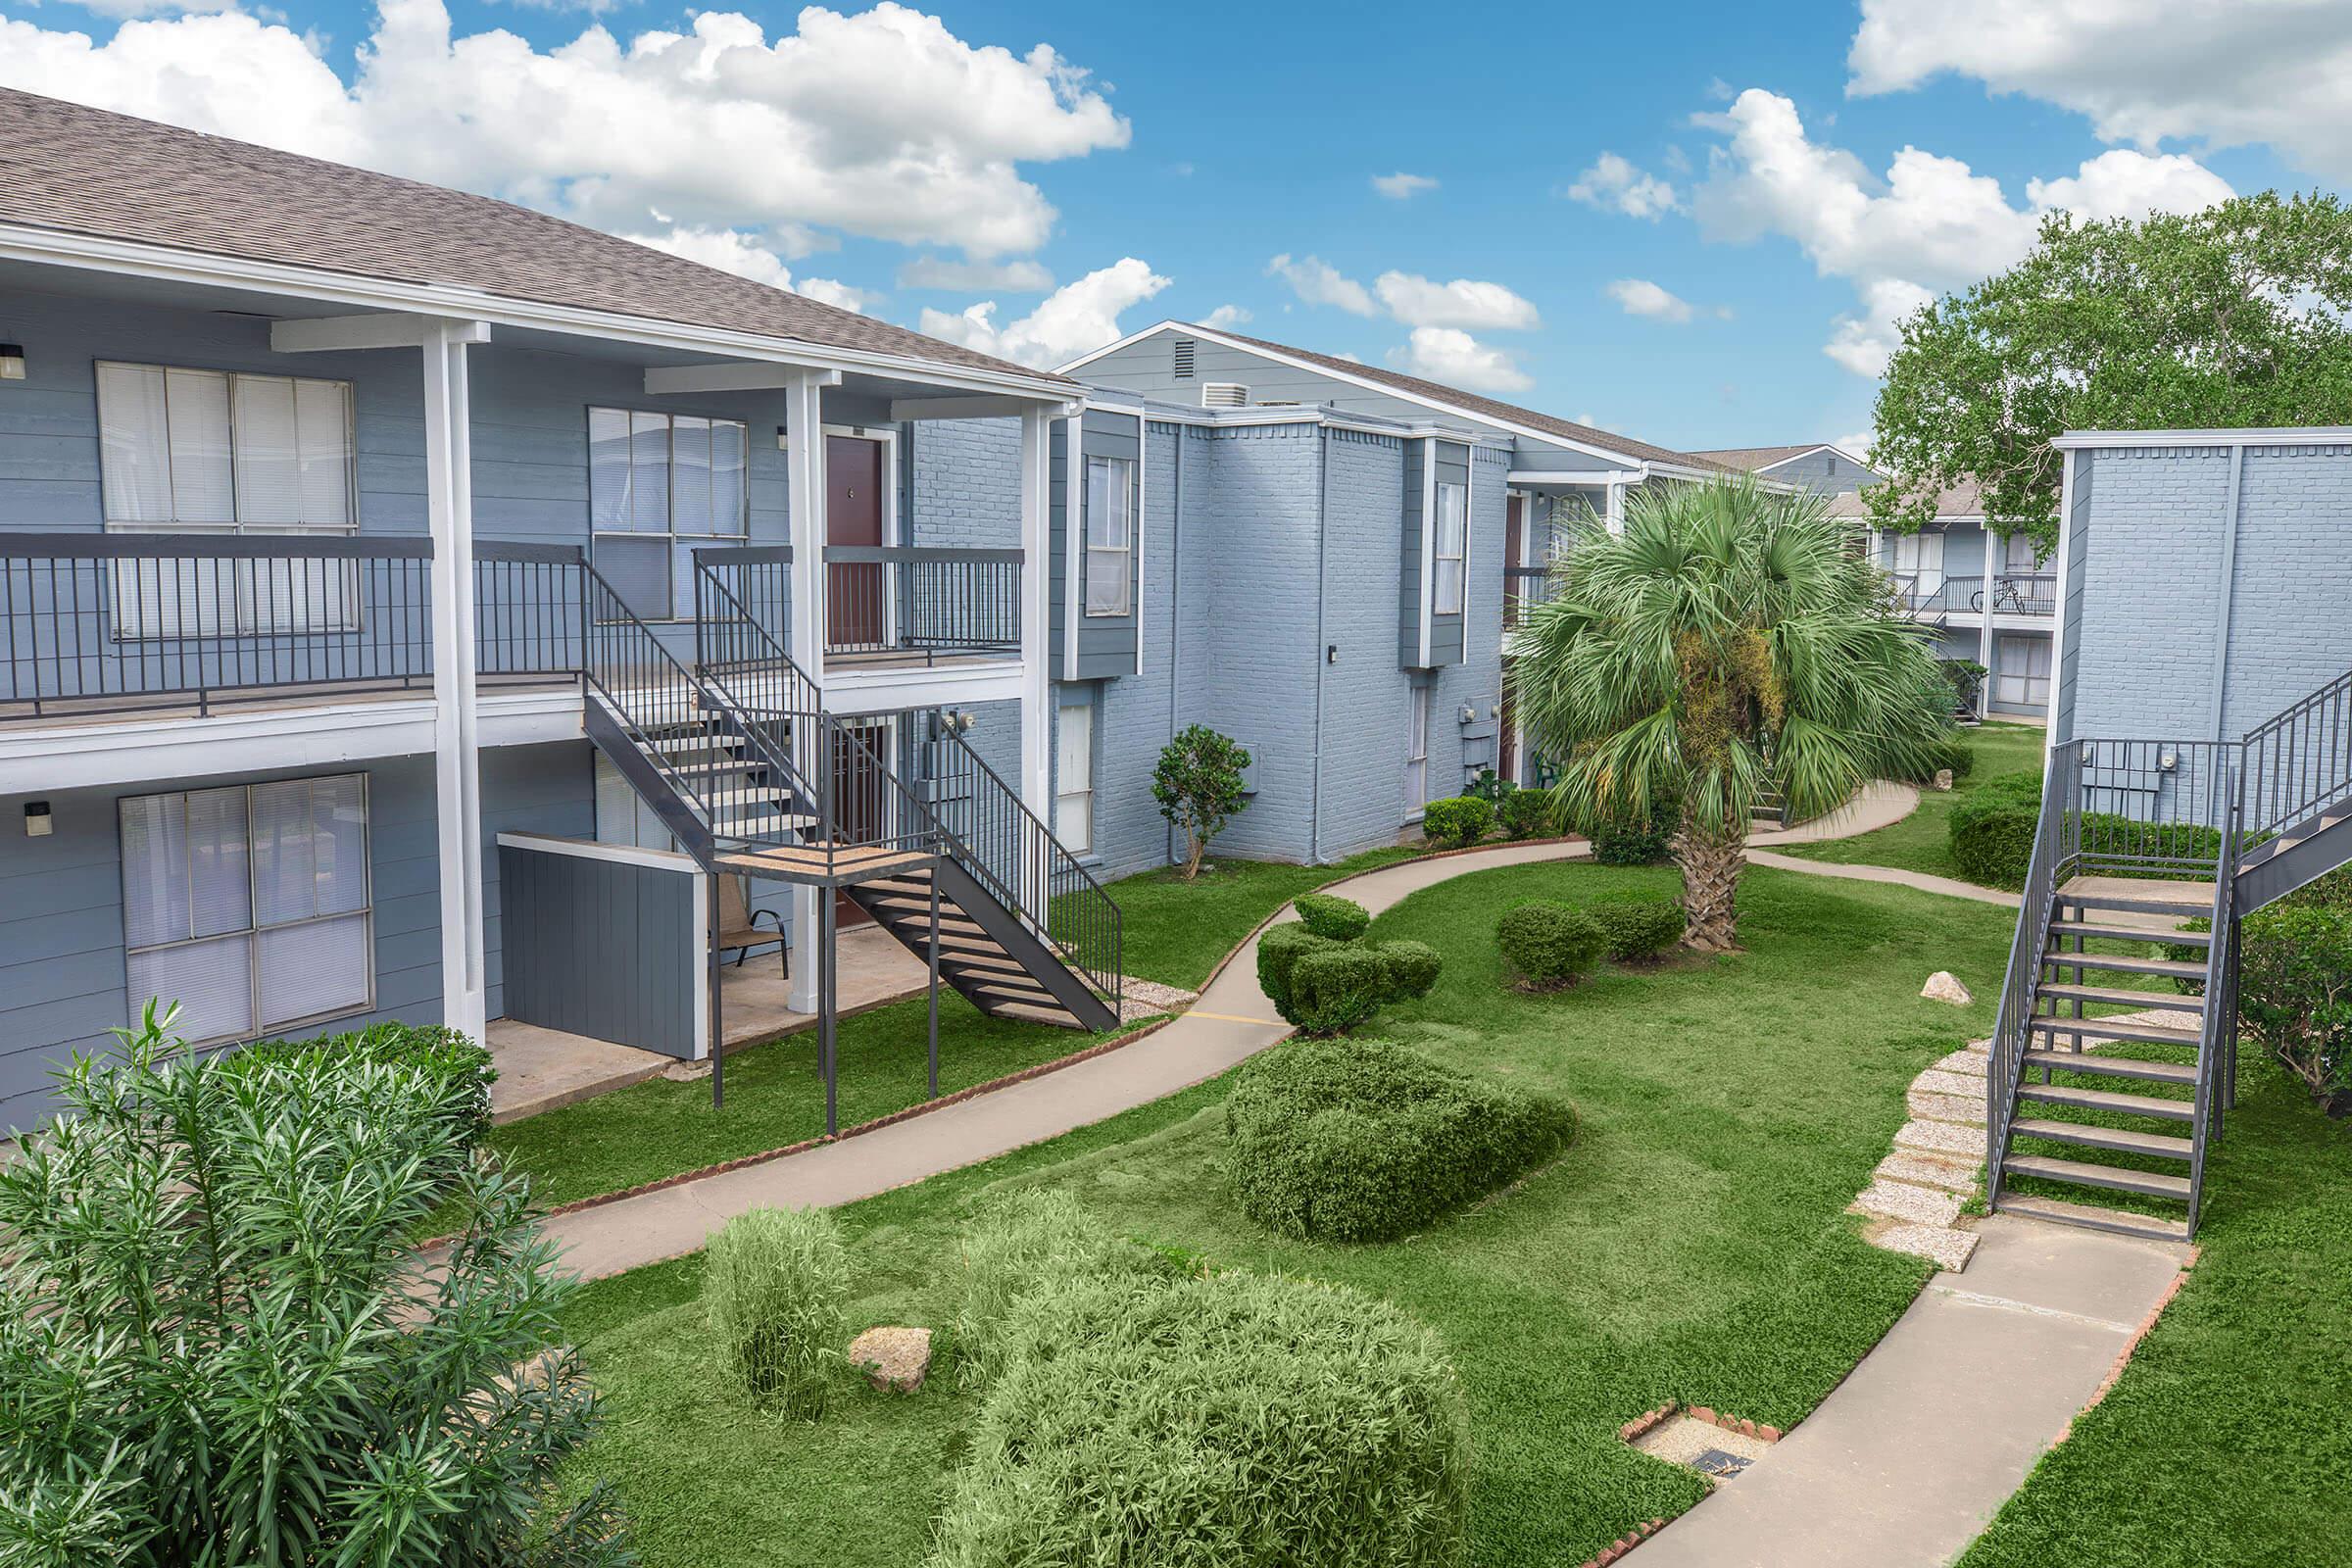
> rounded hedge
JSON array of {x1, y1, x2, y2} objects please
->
[
  {"x1": 1497, "y1": 789, "x2": 1555, "y2": 841},
  {"x1": 1420, "y1": 796, "x2": 1494, "y2": 851},
  {"x1": 1376, "y1": 939, "x2": 1444, "y2": 1003},
  {"x1": 952, "y1": 1189, "x2": 1175, "y2": 1390},
  {"x1": 1588, "y1": 899, "x2": 1688, "y2": 962},
  {"x1": 1255, "y1": 923, "x2": 1340, "y2": 1019},
  {"x1": 928, "y1": 1266, "x2": 1471, "y2": 1568},
  {"x1": 1225, "y1": 1038, "x2": 1575, "y2": 1243},
  {"x1": 1496, "y1": 901, "x2": 1606, "y2": 990},
  {"x1": 1289, "y1": 946, "x2": 1390, "y2": 1035},
  {"x1": 1948, "y1": 770, "x2": 2044, "y2": 889},
  {"x1": 1294, "y1": 892, "x2": 1372, "y2": 942}
]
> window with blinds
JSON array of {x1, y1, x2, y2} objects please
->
[
  {"x1": 1432, "y1": 480, "x2": 1467, "y2": 614},
  {"x1": 589, "y1": 408, "x2": 749, "y2": 620},
  {"x1": 121, "y1": 774, "x2": 372, "y2": 1047},
  {"x1": 1083, "y1": 455, "x2": 1133, "y2": 617},
  {"x1": 1054, "y1": 699, "x2": 1095, "y2": 853},
  {"x1": 96, "y1": 363, "x2": 359, "y2": 638}
]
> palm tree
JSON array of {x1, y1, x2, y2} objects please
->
[{"x1": 1510, "y1": 476, "x2": 1950, "y2": 952}]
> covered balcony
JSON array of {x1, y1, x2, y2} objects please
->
[{"x1": 1888, "y1": 570, "x2": 2057, "y2": 621}]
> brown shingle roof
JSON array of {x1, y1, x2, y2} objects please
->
[
  {"x1": 1198, "y1": 326, "x2": 1734, "y2": 473},
  {"x1": 0, "y1": 87, "x2": 1068, "y2": 387},
  {"x1": 1825, "y1": 477, "x2": 1984, "y2": 520},
  {"x1": 1688, "y1": 444, "x2": 1841, "y2": 472}
]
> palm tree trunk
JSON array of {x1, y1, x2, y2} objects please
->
[{"x1": 1675, "y1": 823, "x2": 1746, "y2": 952}]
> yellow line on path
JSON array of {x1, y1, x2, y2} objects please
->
[{"x1": 1187, "y1": 1010, "x2": 1286, "y2": 1027}]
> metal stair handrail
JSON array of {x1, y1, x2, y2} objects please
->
[
  {"x1": 2239, "y1": 664, "x2": 2352, "y2": 841},
  {"x1": 1985, "y1": 738, "x2": 2078, "y2": 1202},
  {"x1": 2188, "y1": 788, "x2": 2242, "y2": 1224}
]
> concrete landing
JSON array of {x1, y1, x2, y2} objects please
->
[{"x1": 1629, "y1": 1216, "x2": 2187, "y2": 1568}]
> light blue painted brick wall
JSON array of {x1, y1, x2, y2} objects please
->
[{"x1": 1314, "y1": 427, "x2": 1416, "y2": 856}]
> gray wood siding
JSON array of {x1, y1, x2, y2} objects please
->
[
  {"x1": 498, "y1": 841, "x2": 698, "y2": 1058},
  {"x1": 1429, "y1": 441, "x2": 1469, "y2": 667},
  {"x1": 1050, "y1": 409, "x2": 1143, "y2": 679},
  {"x1": 1397, "y1": 438, "x2": 1426, "y2": 664}
]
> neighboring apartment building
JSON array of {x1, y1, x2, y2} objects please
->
[
  {"x1": 0, "y1": 89, "x2": 1121, "y2": 1126},
  {"x1": 1051, "y1": 320, "x2": 1737, "y2": 863}
]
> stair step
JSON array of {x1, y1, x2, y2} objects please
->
[
  {"x1": 858, "y1": 876, "x2": 937, "y2": 898},
  {"x1": 2036, "y1": 981, "x2": 2207, "y2": 1010},
  {"x1": 1851, "y1": 1179, "x2": 1965, "y2": 1227},
  {"x1": 1993, "y1": 1193, "x2": 2192, "y2": 1244},
  {"x1": 2002, "y1": 1153, "x2": 2192, "y2": 1200},
  {"x1": 2009, "y1": 1118, "x2": 2195, "y2": 1161},
  {"x1": 2057, "y1": 892, "x2": 2215, "y2": 918},
  {"x1": 2040, "y1": 952, "x2": 2209, "y2": 981},
  {"x1": 2048, "y1": 920, "x2": 2208, "y2": 946},
  {"x1": 981, "y1": 998, "x2": 1089, "y2": 1029},
  {"x1": 2027, "y1": 1014, "x2": 2203, "y2": 1048},
  {"x1": 2016, "y1": 1081, "x2": 2195, "y2": 1121},
  {"x1": 1876, "y1": 1152, "x2": 1979, "y2": 1193},
  {"x1": 2021, "y1": 1049, "x2": 2199, "y2": 1086},
  {"x1": 963, "y1": 978, "x2": 1058, "y2": 1006}
]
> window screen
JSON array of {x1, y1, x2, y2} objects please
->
[
  {"x1": 1054, "y1": 700, "x2": 1095, "y2": 853},
  {"x1": 1084, "y1": 455, "x2": 1133, "y2": 616},
  {"x1": 590, "y1": 407, "x2": 749, "y2": 620},
  {"x1": 1432, "y1": 481, "x2": 1467, "y2": 615}
]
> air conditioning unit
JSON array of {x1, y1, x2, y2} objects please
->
[{"x1": 1200, "y1": 382, "x2": 1249, "y2": 408}]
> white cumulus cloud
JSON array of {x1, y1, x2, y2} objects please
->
[
  {"x1": 898, "y1": 255, "x2": 1055, "y2": 292},
  {"x1": 1266, "y1": 253, "x2": 1377, "y2": 316},
  {"x1": 1391, "y1": 327, "x2": 1531, "y2": 394},
  {"x1": 925, "y1": 256, "x2": 1170, "y2": 368},
  {"x1": 1607, "y1": 278, "x2": 1700, "y2": 323},
  {"x1": 620, "y1": 223, "x2": 881, "y2": 313},
  {"x1": 1201, "y1": 304, "x2": 1252, "y2": 328},
  {"x1": 1371, "y1": 171, "x2": 1439, "y2": 199},
  {"x1": 1374, "y1": 272, "x2": 1540, "y2": 331},
  {"x1": 1847, "y1": 0, "x2": 2352, "y2": 178},
  {"x1": 1566, "y1": 152, "x2": 1680, "y2": 219},
  {"x1": 0, "y1": 0, "x2": 1130, "y2": 260}
]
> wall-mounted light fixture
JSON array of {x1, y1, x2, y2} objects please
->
[
  {"x1": 1326, "y1": 644, "x2": 1338, "y2": 665},
  {"x1": 23, "y1": 800, "x2": 51, "y2": 837},
  {"x1": 775, "y1": 424, "x2": 790, "y2": 452},
  {"x1": 0, "y1": 344, "x2": 24, "y2": 382}
]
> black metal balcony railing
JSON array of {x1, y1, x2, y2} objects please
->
[
  {"x1": 823, "y1": 545, "x2": 1022, "y2": 661},
  {"x1": 1503, "y1": 564, "x2": 1552, "y2": 630},
  {"x1": 1887, "y1": 571, "x2": 2056, "y2": 618}
]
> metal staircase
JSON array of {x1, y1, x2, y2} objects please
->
[{"x1": 1987, "y1": 672, "x2": 2352, "y2": 1240}]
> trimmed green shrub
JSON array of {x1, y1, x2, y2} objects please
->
[
  {"x1": 1588, "y1": 899, "x2": 1688, "y2": 962},
  {"x1": 952, "y1": 1190, "x2": 1173, "y2": 1390},
  {"x1": 1420, "y1": 795, "x2": 1494, "y2": 851},
  {"x1": 928, "y1": 1267, "x2": 1471, "y2": 1568},
  {"x1": 1376, "y1": 939, "x2": 1444, "y2": 1003},
  {"x1": 1590, "y1": 785, "x2": 1681, "y2": 866},
  {"x1": 1295, "y1": 892, "x2": 1372, "y2": 942},
  {"x1": 705, "y1": 1204, "x2": 850, "y2": 1418},
  {"x1": 1225, "y1": 1038, "x2": 1576, "y2": 1243},
  {"x1": 1496, "y1": 901, "x2": 1606, "y2": 990},
  {"x1": 1948, "y1": 770, "x2": 2045, "y2": 889},
  {"x1": 231, "y1": 1020, "x2": 496, "y2": 1148},
  {"x1": 1256, "y1": 922, "x2": 1340, "y2": 1019},
  {"x1": 1289, "y1": 946, "x2": 1391, "y2": 1035},
  {"x1": 1498, "y1": 788, "x2": 1555, "y2": 841}
]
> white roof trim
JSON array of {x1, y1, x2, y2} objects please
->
[
  {"x1": 1060, "y1": 319, "x2": 1681, "y2": 474},
  {"x1": 0, "y1": 220, "x2": 1076, "y2": 403},
  {"x1": 1744, "y1": 442, "x2": 1873, "y2": 475},
  {"x1": 2053, "y1": 426, "x2": 2352, "y2": 449}
]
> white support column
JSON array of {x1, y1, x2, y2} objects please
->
[
  {"x1": 1980, "y1": 532, "x2": 1998, "y2": 719},
  {"x1": 783, "y1": 371, "x2": 829, "y2": 1013},
  {"x1": 1019, "y1": 406, "x2": 1055, "y2": 819},
  {"x1": 1604, "y1": 481, "x2": 1626, "y2": 535},
  {"x1": 422, "y1": 323, "x2": 487, "y2": 1041}
]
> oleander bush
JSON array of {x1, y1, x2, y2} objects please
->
[
  {"x1": 1498, "y1": 788, "x2": 1556, "y2": 841},
  {"x1": 1496, "y1": 901, "x2": 1607, "y2": 991},
  {"x1": 928, "y1": 1261, "x2": 1471, "y2": 1568},
  {"x1": 1375, "y1": 939, "x2": 1444, "y2": 1003},
  {"x1": 1588, "y1": 899, "x2": 1689, "y2": 963},
  {"x1": 1420, "y1": 796, "x2": 1494, "y2": 852},
  {"x1": 1288, "y1": 946, "x2": 1391, "y2": 1035},
  {"x1": 0, "y1": 1003, "x2": 628, "y2": 1568},
  {"x1": 231, "y1": 1018, "x2": 497, "y2": 1148},
  {"x1": 705, "y1": 1205, "x2": 851, "y2": 1418},
  {"x1": 1225, "y1": 1038, "x2": 1575, "y2": 1244},
  {"x1": 1296, "y1": 892, "x2": 1373, "y2": 942},
  {"x1": 2168, "y1": 871, "x2": 2352, "y2": 1104},
  {"x1": 951, "y1": 1189, "x2": 1174, "y2": 1390}
]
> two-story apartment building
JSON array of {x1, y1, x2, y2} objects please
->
[{"x1": 0, "y1": 88, "x2": 1123, "y2": 1127}]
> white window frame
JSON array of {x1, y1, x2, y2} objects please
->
[
  {"x1": 120, "y1": 773, "x2": 374, "y2": 1048},
  {"x1": 1054, "y1": 697, "x2": 1096, "y2": 855},
  {"x1": 96, "y1": 361, "x2": 361, "y2": 639},
  {"x1": 1994, "y1": 634, "x2": 2052, "y2": 709},
  {"x1": 1432, "y1": 478, "x2": 1468, "y2": 615},
  {"x1": 1888, "y1": 529, "x2": 1945, "y2": 600},
  {"x1": 588, "y1": 406, "x2": 750, "y2": 622},
  {"x1": 1405, "y1": 684, "x2": 1431, "y2": 815},
  {"x1": 1083, "y1": 453, "x2": 1134, "y2": 617}
]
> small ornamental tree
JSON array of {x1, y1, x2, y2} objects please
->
[{"x1": 1153, "y1": 725, "x2": 1252, "y2": 880}]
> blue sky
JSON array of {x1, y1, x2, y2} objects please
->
[{"x1": 2, "y1": 0, "x2": 2342, "y2": 456}]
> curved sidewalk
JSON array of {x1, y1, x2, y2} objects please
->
[{"x1": 541, "y1": 839, "x2": 1580, "y2": 1280}]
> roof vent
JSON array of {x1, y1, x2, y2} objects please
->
[
  {"x1": 1200, "y1": 381, "x2": 1249, "y2": 409},
  {"x1": 1172, "y1": 337, "x2": 1197, "y2": 378}
]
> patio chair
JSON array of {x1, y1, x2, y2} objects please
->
[{"x1": 715, "y1": 873, "x2": 787, "y2": 975}]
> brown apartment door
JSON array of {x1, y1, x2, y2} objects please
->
[{"x1": 827, "y1": 434, "x2": 887, "y2": 653}]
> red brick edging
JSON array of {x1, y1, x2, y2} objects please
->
[
  {"x1": 1582, "y1": 1516, "x2": 1669, "y2": 1566},
  {"x1": 2057, "y1": 1242, "x2": 2200, "y2": 1443},
  {"x1": 1617, "y1": 1401, "x2": 1785, "y2": 1446}
]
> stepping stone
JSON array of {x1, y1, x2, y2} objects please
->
[
  {"x1": 1895, "y1": 1118, "x2": 1982, "y2": 1157},
  {"x1": 1872, "y1": 1222, "x2": 1981, "y2": 1272},
  {"x1": 1875, "y1": 1152, "x2": 1978, "y2": 1194},
  {"x1": 1851, "y1": 1179, "x2": 1965, "y2": 1227},
  {"x1": 1907, "y1": 1089, "x2": 1986, "y2": 1126},
  {"x1": 1934, "y1": 1047, "x2": 1989, "y2": 1077},
  {"x1": 848, "y1": 1326, "x2": 932, "y2": 1393},
  {"x1": 1912, "y1": 1068, "x2": 1987, "y2": 1100}
]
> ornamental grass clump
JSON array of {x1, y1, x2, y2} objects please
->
[
  {"x1": 0, "y1": 1003, "x2": 629, "y2": 1568},
  {"x1": 928, "y1": 1265, "x2": 1471, "y2": 1568},
  {"x1": 951, "y1": 1189, "x2": 1173, "y2": 1390},
  {"x1": 704, "y1": 1205, "x2": 851, "y2": 1418},
  {"x1": 1225, "y1": 1038, "x2": 1575, "y2": 1243}
]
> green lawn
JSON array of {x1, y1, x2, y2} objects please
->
[
  {"x1": 1786, "y1": 718, "x2": 2047, "y2": 882},
  {"x1": 492, "y1": 845, "x2": 1423, "y2": 1209},
  {"x1": 1958, "y1": 1059, "x2": 2352, "y2": 1568},
  {"x1": 561, "y1": 862, "x2": 2018, "y2": 1566}
]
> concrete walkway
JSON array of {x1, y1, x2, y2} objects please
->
[
  {"x1": 1746, "y1": 848, "x2": 2022, "y2": 908},
  {"x1": 540, "y1": 839, "x2": 1578, "y2": 1280},
  {"x1": 1630, "y1": 1216, "x2": 2186, "y2": 1568}
]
